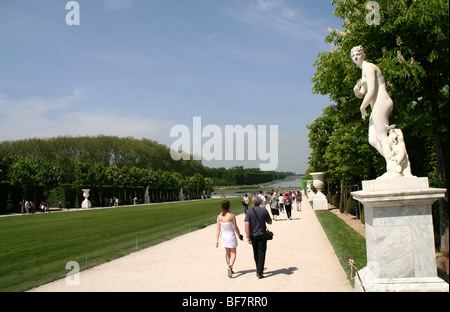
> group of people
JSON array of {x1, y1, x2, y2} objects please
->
[
  {"x1": 241, "y1": 190, "x2": 302, "y2": 221},
  {"x1": 216, "y1": 189, "x2": 303, "y2": 279},
  {"x1": 104, "y1": 197, "x2": 119, "y2": 207},
  {"x1": 19, "y1": 199, "x2": 52, "y2": 214}
]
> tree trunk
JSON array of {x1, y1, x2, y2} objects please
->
[
  {"x1": 339, "y1": 178, "x2": 345, "y2": 213},
  {"x1": 429, "y1": 73, "x2": 449, "y2": 243}
]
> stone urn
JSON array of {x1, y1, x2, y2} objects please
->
[
  {"x1": 310, "y1": 172, "x2": 328, "y2": 210},
  {"x1": 310, "y1": 172, "x2": 326, "y2": 195},
  {"x1": 81, "y1": 189, "x2": 92, "y2": 208}
]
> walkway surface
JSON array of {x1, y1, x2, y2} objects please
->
[{"x1": 30, "y1": 198, "x2": 354, "y2": 292}]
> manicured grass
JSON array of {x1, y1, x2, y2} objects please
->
[
  {"x1": 315, "y1": 210, "x2": 367, "y2": 285},
  {"x1": 0, "y1": 198, "x2": 243, "y2": 292}
]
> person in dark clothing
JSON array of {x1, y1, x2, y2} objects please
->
[{"x1": 244, "y1": 196, "x2": 272, "y2": 279}]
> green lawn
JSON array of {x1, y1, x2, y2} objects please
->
[
  {"x1": 0, "y1": 197, "x2": 243, "y2": 292},
  {"x1": 315, "y1": 210, "x2": 367, "y2": 285},
  {"x1": 1, "y1": 198, "x2": 367, "y2": 292}
]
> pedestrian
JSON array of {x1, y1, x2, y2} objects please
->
[
  {"x1": 24, "y1": 200, "x2": 30, "y2": 214},
  {"x1": 216, "y1": 200, "x2": 243, "y2": 278},
  {"x1": 59, "y1": 200, "x2": 62, "y2": 210},
  {"x1": 20, "y1": 199, "x2": 26, "y2": 214},
  {"x1": 245, "y1": 196, "x2": 272, "y2": 279},
  {"x1": 284, "y1": 193, "x2": 292, "y2": 220},
  {"x1": 242, "y1": 194, "x2": 249, "y2": 214},
  {"x1": 258, "y1": 191, "x2": 266, "y2": 208},
  {"x1": 40, "y1": 201, "x2": 45, "y2": 213},
  {"x1": 296, "y1": 191, "x2": 302, "y2": 211},
  {"x1": 269, "y1": 192, "x2": 279, "y2": 221},
  {"x1": 278, "y1": 193, "x2": 284, "y2": 213}
]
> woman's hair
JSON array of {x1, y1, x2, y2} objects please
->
[
  {"x1": 221, "y1": 200, "x2": 231, "y2": 216},
  {"x1": 350, "y1": 45, "x2": 366, "y2": 59}
]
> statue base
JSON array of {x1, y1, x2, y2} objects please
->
[
  {"x1": 355, "y1": 267, "x2": 449, "y2": 292},
  {"x1": 81, "y1": 200, "x2": 91, "y2": 209},
  {"x1": 312, "y1": 192, "x2": 328, "y2": 210},
  {"x1": 351, "y1": 177, "x2": 448, "y2": 292}
]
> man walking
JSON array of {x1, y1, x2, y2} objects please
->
[{"x1": 245, "y1": 196, "x2": 272, "y2": 279}]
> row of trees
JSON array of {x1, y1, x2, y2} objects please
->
[
  {"x1": 0, "y1": 136, "x2": 292, "y2": 212},
  {"x1": 0, "y1": 136, "x2": 212, "y2": 212},
  {"x1": 206, "y1": 166, "x2": 295, "y2": 186},
  {"x1": 0, "y1": 154, "x2": 214, "y2": 211},
  {"x1": 307, "y1": 0, "x2": 448, "y2": 239}
]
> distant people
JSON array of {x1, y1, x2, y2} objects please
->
[
  {"x1": 278, "y1": 193, "x2": 285, "y2": 213},
  {"x1": 58, "y1": 200, "x2": 62, "y2": 210},
  {"x1": 242, "y1": 194, "x2": 249, "y2": 214},
  {"x1": 216, "y1": 200, "x2": 243, "y2": 278},
  {"x1": 245, "y1": 196, "x2": 272, "y2": 279},
  {"x1": 284, "y1": 193, "x2": 292, "y2": 220},
  {"x1": 20, "y1": 199, "x2": 25, "y2": 214},
  {"x1": 24, "y1": 200, "x2": 30, "y2": 214},
  {"x1": 40, "y1": 201, "x2": 45, "y2": 213},
  {"x1": 296, "y1": 191, "x2": 302, "y2": 211},
  {"x1": 269, "y1": 192, "x2": 279, "y2": 221},
  {"x1": 258, "y1": 191, "x2": 266, "y2": 208}
]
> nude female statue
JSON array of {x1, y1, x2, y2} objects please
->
[
  {"x1": 351, "y1": 46, "x2": 412, "y2": 178},
  {"x1": 351, "y1": 46, "x2": 394, "y2": 159}
]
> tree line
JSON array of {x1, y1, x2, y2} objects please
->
[
  {"x1": 0, "y1": 136, "x2": 293, "y2": 212},
  {"x1": 307, "y1": 0, "x2": 448, "y2": 240}
]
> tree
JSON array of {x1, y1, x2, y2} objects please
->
[
  {"x1": 8, "y1": 156, "x2": 61, "y2": 201},
  {"x1": 311, "y1": 0, "x2": 449, "y2": 237}
]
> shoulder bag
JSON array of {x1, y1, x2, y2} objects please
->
[{"x1": 252, "y1": 208, "x2": 274, "y2": 240}]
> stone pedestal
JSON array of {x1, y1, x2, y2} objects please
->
[
  {"x1": 351, "y1": 177, "x2": 448, "y2": 292},
  {"x1": 306, "y1": 180, "x2": 313, "y2": 199},
  {"x1": 144, "y1": 187, "x2": 150, "y2": 204},
  {"x1": 312, "y1": 195, "x2": 328, "y2": 211}
]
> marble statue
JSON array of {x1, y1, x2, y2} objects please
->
[
  {"x1": 351, "y1": 45, "x2": 413, "y2": 178},
  {"x1": 385, "y1": 125, "x2": 413, "y2": 178}
]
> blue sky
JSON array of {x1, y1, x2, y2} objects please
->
[{"x1": 0, "y1": 0, "x2": 342, "y2": 174}]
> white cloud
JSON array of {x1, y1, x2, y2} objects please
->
[
  {"x1": 229, "y1": 0, "x2": 325, "y2": 42},
  {"x1": 0, "y1": 91, "x2": 173, "y2": 143}
]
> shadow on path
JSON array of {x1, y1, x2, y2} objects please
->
[
  {"x1": 264, "y1": 266, "x2": 298, "y2": 277},
  {"x1": 233, "y1": 267, "x2": 298, "y2": 278}
]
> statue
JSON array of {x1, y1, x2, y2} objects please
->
[
  {"x1": 385, "y1": 125, "x2": 413, "y2": 178},
  {"x1": 81, "y1": 189, "x2": 92, "y2": 208},
  {"x1": 351, "y1": 46, "x2": 413, "y2": 178}
]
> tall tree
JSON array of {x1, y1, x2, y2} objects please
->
[{"x1": 312, "y1": 0, "x2": 449, "y2": 237}]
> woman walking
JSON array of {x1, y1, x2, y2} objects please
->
[
  {"x1": 242, "y1": 194, "x2": 249, "y2": 214},
  {"x1": 216, "y1": 200, "x2": 243, "y2": 278},
  {"x1": 269, "y1": 192, "x2": 279, "y2": 221}
]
